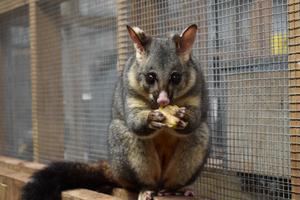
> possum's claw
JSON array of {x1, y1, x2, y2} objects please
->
[
  {"x1": 176, "y1": 107, "x2": 187, "y2": 119},
  {"x1": 148, "y1": 110, "x2": 166, "y2": 129},
  {"x1": 157, "y1": 189, "x2": 171, "y2": 196},
  {"x1": 157, "y1": 188, "x2": 194, "y2": 197},
  {"x1": 183, "y1": 189, "x2": 195, "y2": 197}
]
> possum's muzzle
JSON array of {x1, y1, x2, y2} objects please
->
[{"x1": 157, "y1": 90, "x2": 170, "y2": 107}]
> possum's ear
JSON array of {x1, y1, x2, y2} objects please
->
[
  {"x1": 127, "y1": 25, "x2": 151, "y2": 54},
  {"x1": 173, "y1": 24, "x2": 197, "y2": 61}
]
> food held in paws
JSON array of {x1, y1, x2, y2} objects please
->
[{"x1": 158, "y1": 105, "x2": 180, "y2": 128}]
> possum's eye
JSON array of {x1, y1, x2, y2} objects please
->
[
  {"x1": 170, "y1": 72, "x2": 182, "y2": 85},
  {"x1": 145, "y1": 72, "x2": 157, "y2": 85}
]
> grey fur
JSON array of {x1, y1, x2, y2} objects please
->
[{"x1": 108, "y1": 25, "x2": 210, "y2": 193}]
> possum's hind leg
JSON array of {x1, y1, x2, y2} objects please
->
[
  {"x1": 109, "y1": 119, "x2": 161, "y2": 189},
  {"x1": 162, "y1": 122, "x2": 210, "y2": 189}
]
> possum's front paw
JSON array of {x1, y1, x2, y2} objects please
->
[
  {"x1": 148, "y1": 110, "x2": 166, "y2": 129},
  {"x1": 159, "y1": 105, "x2": 188, "y2": 129},
  {"x1": 175, "y1": 107, "x2": 188, "y2": 129}
]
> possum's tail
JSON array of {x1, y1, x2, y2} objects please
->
[{"x1": 21, "y1": 161, "x2": 120, "y2": 200}]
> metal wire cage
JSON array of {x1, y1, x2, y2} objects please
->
[{"x1": 0, "y1": 0, "x2": 299, "y2": 199}]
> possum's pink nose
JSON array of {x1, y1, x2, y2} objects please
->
[{"x1": 157, "y1": 90, "x2": 170, "y2": 107}]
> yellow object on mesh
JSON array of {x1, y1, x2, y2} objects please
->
[{"x1": 271, "y1": 33, "x2": 288, "y2": 55}]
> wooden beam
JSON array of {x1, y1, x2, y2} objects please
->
[
  {"x1": 0, "y1": 156, "x2": 43, "y2": 200},
  {"x1": 36, "y1": 0, "x2": 67, "y2": 5},
  {"x1": 0, "y1": 156, "x2": 44, "y2": 174},
  {"x1": 288, "y1": 0, "x2": 300, "y2": 199},
  {"x1": 0, "y1": 20, "x2": 4, "y2": 154},
  {"x1": 63, "y1": 189, "x2": 195, "y2": 200},
  {"x1": 154, "y1": 197, "x2": 193, "y2": 200},
  {"x1": 62, "y1": 15, "x2": 116, "y2": 28},
  {"x1": 0, "y1": 167, "x2": 30, "y2": 200},
  {"x1": 29, "y1": 0, "x2": 64, "y2": 162},
  {"x1": 0, "y1": 183, "x2": 7, "y2": 200},
  {"x1": 0, "y1": 0, "x2": 29, "y2": 16},
  {"x1": 62, "y1": 189, "x2": 122, "y2": 200},
  {"x1": 112, "y1": 188, "x2": 137, "y2": 200}
]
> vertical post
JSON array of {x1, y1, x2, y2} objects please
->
[
  {"x1": 29, "y1": 0, "x2": 64, "y2": 162},
  {"x1": 250, "y1": 0, "x2": 273, "y2": 57},
  {"x1": 260, "y1": 0, "x2": 272, "y2": 56},
  {"x1": 250, "y1": 0, "x2": 272, "y2": 57},
  {"x1": 288, "y1": 0, "x2": 300, "y2": 199},
  {"x1": 130, "y1": 0, "x2": 161, "y2": 36},
  {"x1": 0, "y1": 183, "x2": 7, "y2": 200},
  {"x1": 116, "y1": 0, "x2": 129, "y2": 72},
  {"x1": 29, "y1": 0, "x2": 39, "y2": 162},
  {"x1": 0, "y1": 19, "x2": 4, "y2": 154}
]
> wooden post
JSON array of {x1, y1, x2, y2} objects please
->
[
  {"x1": 260, "y1": 0, "x2": 272, "y2": 56},
  {"x1": 116, "y1": 0, "x2": 130, "y2": 73},
  {"x1": 29, "y1": 0, "x2": 64, "y2": 162},
  {"x1": 0, "y1": 19, "x2": 5, "y2": 154},
  {"x1": 288, "y1": 0, "x2": 300, "y2": 199},
  {"x1": 117, "y1": 0, "x2": 166, "y2": 73},
  {"x1": 130, "y1": 0, "x2": 162, "y2": 36}
]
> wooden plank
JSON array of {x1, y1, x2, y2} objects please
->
[
  {"x1": 0, "y1": 0, "x2": 28, "y2": 16},
  {"x1": 0, "y1": 156, "x2": 44, "y2": 174},
  {"x1": 29, "y1": 0, "x2": 64, "y2": 162},
  {"x1": 36, "y1": 0, "x2": 67, "y2": 5},
  {"x1": 154, "y1": 197, "x2": 193, "y2": 200},
  {"x1": 0, "y1": 156, "x2": 206, "y2": 200},
  {"x1": 0, "y1": 183, "x2": 7, "y2": 200},
  {"x1": 0, "y1": 156, "x2": 43, "y2": 200},
  {"x1": 0, "y1": 167, "x2": 31, "y2": 200},
  {"x1": 62, "y1": 189, "x2": 122, "y2": 200},
  {"x1": 112, "y1": 188, "x2": 137, "y2": 200},
  {"x1": 63, "y1": 15, "x2": 116, "y2": 28},
  {"x1": 63, "y1": 189, "x2": 195, "y2": 200},
  {"x1": 288, "y1": 0, "x2": 300, "y2": 199}
]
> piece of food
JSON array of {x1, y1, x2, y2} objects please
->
[{"x1": 158, "y1": 105, "x2": 180, "y2": 128}]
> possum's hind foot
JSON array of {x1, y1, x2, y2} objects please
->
[
  {"x1": 138, "y1": 190, "x2": 155, "y2": 200},
  {"x1": 157, "y1": 188, "x2": 195, "y2": 197}
]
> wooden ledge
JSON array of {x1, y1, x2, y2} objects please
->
[
  {"x1": 0, "y1": 0, "x2": 28, "y2": 16},
  {"x1": 0, "y1": 156, "x2": 198, "y2": 200},
  {"x1": 112, "y1": 188, "x2": 195, "y2": 200},
  {"x1": 154, "y1": 198, "x2": 194, "y2": 200},
  {"x1": 0, "y1": 156, "x2": 44, "y2": 174},
  {"x1": 62, "y1": 189, "x2": 122, "y2": 200},
  {"x1": 63, "y1": 189, "x2": 196, "y2": 200}
]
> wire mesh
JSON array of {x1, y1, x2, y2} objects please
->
[
  {"x1": 59, "y1": 0, "x2": 118, "y2": 162},
  {"x1": 129, "y1": 1, "x2": 290, "y2": 198},
  {"x1": 0, "y1": 8, "x2": 32, "y2": 161},
  {"x1": 0, "y1": 0, "x2": 295, "y2": 199}
]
